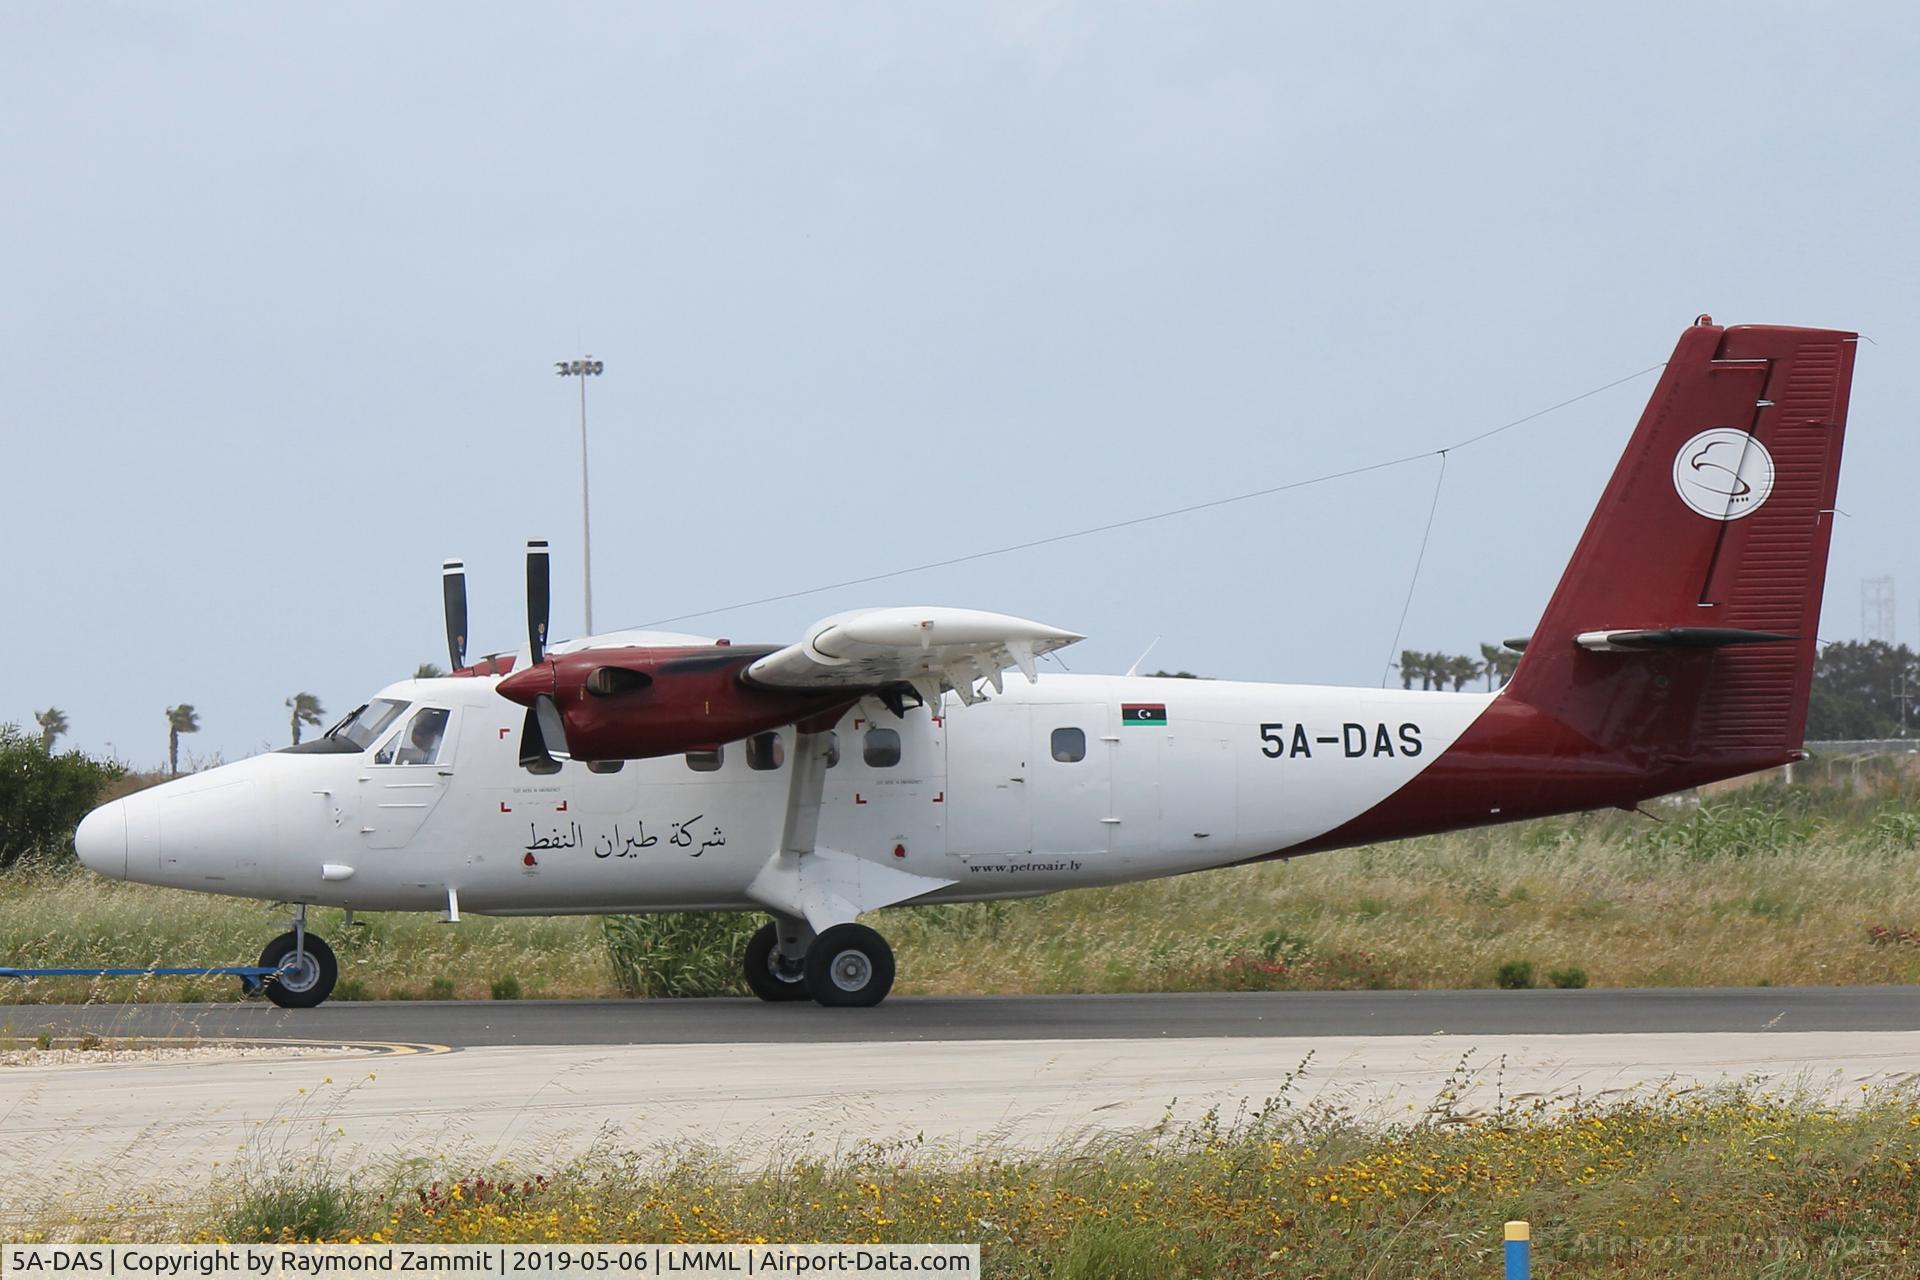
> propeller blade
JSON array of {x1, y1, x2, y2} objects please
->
[
  {"x1": 518, "y1": 695, "x2": 571, "y2": 771},
  {"x1": 442, "y1": 559, "x2": 468, "y2": 671},
  {"x1": 535, "y1": 694, "x2": 571, "y2": 759},
  {"x1": 526, "y1": 539, "x2": 551, "y2": 666},
  {"x1": 518, "y1": 704, "x2": 551, "y2": 769}
]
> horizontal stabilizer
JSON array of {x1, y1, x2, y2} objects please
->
[{"x1": 1573, "y1": 627, "x2": 1796, "y2": 653}]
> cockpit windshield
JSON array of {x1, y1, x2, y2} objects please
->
[{"x1": 325, "y1": 698, "x2": 411, "y2": 750}]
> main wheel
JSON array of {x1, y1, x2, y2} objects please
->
[
  {"x1": 743, "y1": 922, "x2": 811, "y2": 1002},
  {"x1": 803, "y1": 923, "x2": 894, "y2": 1007},
  {"x1": 259, "y1": 931, "x2": 338, "y2": 1009}
]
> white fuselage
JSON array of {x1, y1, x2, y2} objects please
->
[{"x1": 81, "y1": 672, "x2": 1493, "y2": 914}]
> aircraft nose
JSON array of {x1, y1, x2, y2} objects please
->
[{"x1": 74, "y1": 800, "x2": 128, "y2": 879}]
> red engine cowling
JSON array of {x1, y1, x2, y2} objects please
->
[{"x1": 496, "y1": 643, "x2": 854, "y2": 762}]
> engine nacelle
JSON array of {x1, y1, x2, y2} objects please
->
[{"x1": 496, "y1": 643, "x2": 854, "y2": 762}]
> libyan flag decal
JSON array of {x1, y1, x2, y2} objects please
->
[{"x1": 1121, "y1": 703, "x2": 1168, "y2": 726}]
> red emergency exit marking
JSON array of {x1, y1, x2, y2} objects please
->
[
  {"x1": 931, "y1": 791, "x2": 944, "y2": 803},
  {"x1": 498, "y1": 728, "x2": 511, "y2": 739},
  {"x1": 554, "y1": 800, "x2": 568, "y2": 812},
  {"x1": 854, "y1": 793, "x2": 867, "y2": 805},
  {"x1": 499, "y1": 802, "x2": 513, "y2": 813}
]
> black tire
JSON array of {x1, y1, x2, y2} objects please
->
[
  {"x1": 743, "y1": 922, "x2": 812, "y2": 1002},
  {"x1": 803, "y1": 923, "x2": 895, "y2": 1008},
  {"x1": 259, "y1": 931, "x2": 338, "y2": 1009}
]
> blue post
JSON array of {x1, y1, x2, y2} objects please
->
[{"x1": 1504, "y1": 1221, "x2": 1530, "y2": 1279}]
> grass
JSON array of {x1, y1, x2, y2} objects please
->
[
  {"x1": 17, "y1": 1080, "x2": 1920, "y2": 1277},
  {"x1": 6, "y1": 778, "x2": 1920, "y2": 1002},
  {"x1": 0, "y1": 873, "x2": 610, "y2": 1004}
]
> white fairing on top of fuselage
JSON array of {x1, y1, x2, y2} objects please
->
[{"x1": 77, "y1": 671, "x2": 1493, "y2": 916}]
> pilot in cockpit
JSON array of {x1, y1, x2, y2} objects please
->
[{"x1": 393, "y1": 708, "x2": 450, "y2": 765}]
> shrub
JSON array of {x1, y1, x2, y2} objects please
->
[
  {"x1": 1548, "y1": 965, "x2": 1588, "y2": 989},
  {"x1": 332, "y1": 978, "x2": 369, "y2": 1002},
  {"x1": 428, "y1": 977, "x2": 455, "y2": 1000},
  {"x1": 490, "y1": 974, "x2": 522, "y2": 1000},
  {"x1": 1496, "y1": 959, "x2": 1535, "y2": 989},
  {"x1": 602, "y1": 911, "x2": 761, "y2": 998},
  {"x1": 220, "y1": 1172, "x2": 366, "y2": 1242},
  {"x1": 0, "y1": 725, "x2": 122, "y2": 869},
  {"x1": 1053, "y1": 1219, "x2": 1167, "y2": 1280}
]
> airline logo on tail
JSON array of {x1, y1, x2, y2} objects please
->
[{"x1": 1672, "y1": 427, "x2": 1775, "y2": 520}]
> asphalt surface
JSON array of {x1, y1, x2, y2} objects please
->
[{"x1": 3, "y1": 985, "x2": 1915, "y2": 1046}]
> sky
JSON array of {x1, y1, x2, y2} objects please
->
[{"x1": 3, "y1": 2, "x2": 1917, "y2": 767}]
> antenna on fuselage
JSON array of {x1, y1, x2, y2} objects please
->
[{"x1": 1125, "y1": 636, "x2": 1161, "y2": 678}]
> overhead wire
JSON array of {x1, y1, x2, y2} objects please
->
[
  {"x1": 639, "y1": 361, "x2": 1668, "y2": 629},
  {"x1": 1381, "y1": 450, "x2": 1449, "y2": 688}
]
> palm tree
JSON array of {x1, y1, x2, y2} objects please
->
[
  {"x1": 286, "y1": 692, "x2": 325, "y2": 745},
  {"x1": 1479, "y1": 642, "x2": 1505, "y2": 692},
  {"x1": 166, "y1": 704, "x2": 200, "y2": 776},
  {"x1": 34, "y1": 707, "x2": 68, "y2": 753},
  {"x1": 1479, "y1": 641, "x2": 1521, "y2": 690},
  {"x1": 1397, "y1": 650, "x2": 1420, "y2": 690},
  {"x1": 414, "y1": 662, "x2": 445, "y2": 679},
  {"x1": 1446, "y1": 654, "x2": 1479, "y2": 691}
]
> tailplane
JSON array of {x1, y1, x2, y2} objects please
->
[
  {"x1": 1503, "y1": 319, "x2": 1857, "y2": 774},
  {"x1": 1280, "y1": 319, "x2": 1859, "y2": 857}
]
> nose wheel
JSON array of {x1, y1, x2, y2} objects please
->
[{"x1": 259, "y1": 929, "x2": 338, "y2": 1009}]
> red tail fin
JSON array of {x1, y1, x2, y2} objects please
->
[
  {"x1": 1257, "y1": 320, "x2": 1859, "y2": 861},
  {"x1": 1506, "y1": 319, "x2": 1857, "y2": 767}
]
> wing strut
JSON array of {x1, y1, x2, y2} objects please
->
[{"x1": 746, "y1": 724, "x2": 953, "y2": 935}]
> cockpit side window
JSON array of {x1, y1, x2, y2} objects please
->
[
  {"x1": 327, "y1": 698, "x2": 410, "y2": 751},
  {"x1": 376, "y1": 707, "x2": 451, "y2": 766}
]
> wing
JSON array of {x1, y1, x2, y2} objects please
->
[{"x1": 744, "y1": 606, "x2": 1083, "y2": 705}]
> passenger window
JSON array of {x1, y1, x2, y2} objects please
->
[
  {"x1": 824, "y1": 732, "x2": 841, "y2": 768},
  {"x1": 864, "y1": 727, "x2": 901, "y2": 768},
  {"x1": 377, "y1": 707, "x2": 450, "y2": 766},
  {"x1": 587, "y1": 759, "x2": 624, "y2": 774},
  {"x1": 747, "y1": 732, "x2": 785, "y2": 771},
  {"x1": 686, "y1": 746, "x2": 724, "y2": 772},
  {"x1": 1050, "y1": 727, "x2": 1086, "y2": 763}
]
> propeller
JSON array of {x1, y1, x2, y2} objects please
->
[
  {"x1": 442, "y1": 560, "x2": 468, "y2": 671},
  {"x1": 526, "y1": 539, "x2": 550, "y2": 666},
  {"x1": 517, "y1": 539, "x2": 568, "y2": 770}
]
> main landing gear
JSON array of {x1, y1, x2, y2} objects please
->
[
  {"x1": 255, "y1": 906, "x2": 338, "y2": 1009},
  {"x1": 744, "y1": 917, "x2": 895, "y2": 1007}
]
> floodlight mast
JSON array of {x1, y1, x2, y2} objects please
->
[{"x1": 553, "y1": 356, "x2": 605, "y2": 634}]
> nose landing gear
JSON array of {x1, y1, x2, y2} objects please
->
[{"x1": 258, "y1": 907, "x2": 339, "y2": 1009}]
